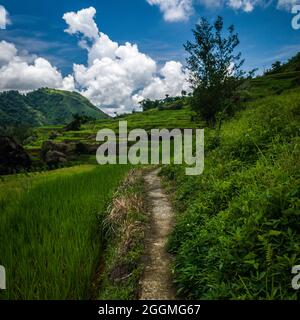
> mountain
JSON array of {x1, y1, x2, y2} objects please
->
[{"x1": 0, "y1": 88, "x2": 109, "y2": 127}]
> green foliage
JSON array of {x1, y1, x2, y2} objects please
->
[
  {"x1": 0, "y1": 91, "x2": 43, "y2": 127},
  {"x1": 265, "y1": 61, "x2": 282, "y2": 75},
  {"x1": 139, "y1": 96, "x2": 187, "y2": 112},
  {"x1": 0, "y1": 88, "x2": 108, "y2": 127},
  {"x1": 161, "y1": 89, "x2": 300, "y2": 300},
  {"x1": 0, "y1": 165, "x2": 128, "y2": 299},
  {"x1": 0, "y1": 125, "x2": 34, "y2": 145},
  {"x1": 140, "y1": 99, "x2": 161, "y2": 111}
]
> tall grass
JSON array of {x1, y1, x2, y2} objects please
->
[{"x1": 0, "y1": 165, "x2": 128, "y2": 299}]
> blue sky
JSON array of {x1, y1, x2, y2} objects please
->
[
  {"x1": 1, "y1": 0, "x2": 299, "y2": 72},
  {"x1": 0, "y1": 0, "x2": 299, "y2": 113}
]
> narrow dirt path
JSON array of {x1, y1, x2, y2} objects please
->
[{"x1": 139, "y1": 169, "x2": 176, "y2": 300}]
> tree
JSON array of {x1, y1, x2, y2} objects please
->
[
  {"x1": 185, "y1": 16, "x2": 245, "y2": 126},
  {"x1": 139, "y1": 99, "x2": 160, "y2": 111},
  {"x1": 265, "y1": 61, "x2": 282, "y2": 75},
  {"x1": 63, "y1": 113, "x2": 94, "y2": 131}
]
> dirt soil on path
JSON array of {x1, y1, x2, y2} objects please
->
[{"x1": 139, "y1": 169, "x2": 176, "y2": 300}]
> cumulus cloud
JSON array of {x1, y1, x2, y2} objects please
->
[
  {"x1": 139, "y1": 61, "x2": 190, "y2": 100},
  {"x1": 63, "y1": 7, "x2": 190, "y2": 114},
  {"x1": 63, "y1": 7, "x2": 100, "y2": 40},
  {"x1": 0, "y1": 5, "x2": 10, "y2": 29},
  {"x1": 0, "y1": 57, "x2": 63, "y2": 91},
  {"x1": 87, "y1": 33, "x2": 118, "y2": 64},
  {"x1": 62, "y1": 74, "x2": 75, "y2": 91},
  {"x1": 146, "y1": 0, "x2": 193, "y2": 22},
  {"x1": 0, "y1": 40, "x2": 73, "y2": 91}
]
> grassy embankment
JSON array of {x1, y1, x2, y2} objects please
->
[
  {"x1": 160, "y1": 84, "x2": 300, "y2": 299},
  {"x1": 97, "y1": 169, "x2": 148, "y2": 300}
]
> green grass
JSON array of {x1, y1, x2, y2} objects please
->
[
  {"x1": 160, "y1": 89, "x2": 300, "y2": 300},
  {"x1": 0, "y1": 164, "x2": 129, "y2": 299}
]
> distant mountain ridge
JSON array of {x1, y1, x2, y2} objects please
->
[{"x1": 0, "y1": 88, "x2": 109, "y2": 127}]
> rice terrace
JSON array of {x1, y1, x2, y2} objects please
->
[{"x1": 0, "y1": 0, "x2": 300, "y2": 310}]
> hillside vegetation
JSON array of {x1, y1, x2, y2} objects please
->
[
  {"x1": 26, "y1": 106, "x2": 198, "y2": 148},
  {"x1": 1, "y1": 49, "x2": 299, "y2": 300},
  {"x1": 0, "y1": 88, "x2": 108, "y2": 127},
  {"x1": 160, "y1": 62, "x2": 300, "y2": 299}
]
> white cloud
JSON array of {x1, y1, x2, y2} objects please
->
[
  {"x1": 63, "y1": 7, "x2": 190, "y2": 114},
  {"x1": 0, "y1": 57, "x2": 63, "y2": 91},
  {"x1": 140, "y1": 61, "x2": 190, "y2": 100},
  {"x1": 71, "y1": 41, "x2": 158, "y2": 113},
  {"x1": 62, "y1": 74, "x2": 75, "y2": 91},
  {"x1": 147, "y1": 0, "x2": 294, "y2": 19},
  {"x1": 0, "y1": 41, "x2": 17, "y2": 66},
  {"x1": 0, "y1": 5, "x2": 10, "y2": 29},
  {"x1": 87, "y1": 33, "x2": 118, "y2": 64},
  {"x1": 0, "y1": 41, "x2": 64, "y2": 91},
  {"x1": 146, "y1": 0, "x2": 193, "y2": 22},
  {"x1": 63, "y1": 7, "x2": 100, "y2": 40}
]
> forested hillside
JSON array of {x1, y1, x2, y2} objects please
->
[{"x1": 0, "y1": 88, "x2": 108, "y2": 127}]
